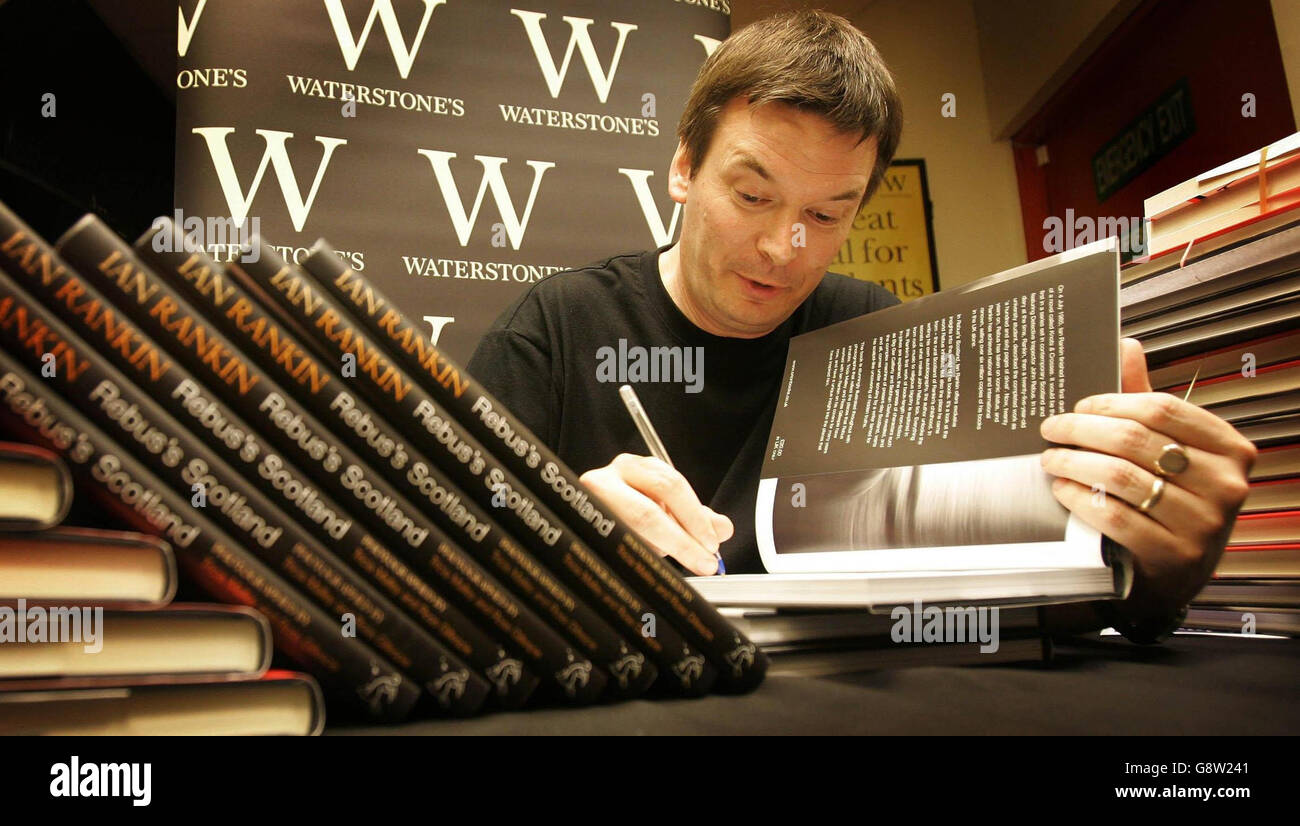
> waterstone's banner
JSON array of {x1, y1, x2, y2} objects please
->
[{"x1": 174, "y1": 0, "x2": 730, "y2": 360}]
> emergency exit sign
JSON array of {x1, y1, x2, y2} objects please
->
[{"x1": 1092, "y1": 78, "x2": 1196, "y2": 202}]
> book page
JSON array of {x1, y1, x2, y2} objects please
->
[{"x1": 758, "y1": 243, "x2": 1121, "y2": 573}]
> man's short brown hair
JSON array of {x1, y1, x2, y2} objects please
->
[{"x1": 677, "y1": 10, "x2": 903, "y2": 207}]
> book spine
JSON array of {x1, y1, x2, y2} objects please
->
[
  {"x1": 0, "y1": 352, "x2": 420, "y2": 722},
  {"x1": 135, "y1": 230, "x2": 656, "y2": 699},
  {"x1": 206, "y1": 248, "x2": 676, "y2": 702},
  {"x1": 52, "y1": 216, "x2": 608, "y2": 705},
  {"x1": 0, "y1": 211, "x2": 524, "y2": 708},
  {"x1": 0, "y1": 246, "x2": 489, "y2": 714},
  {"x1": 301, "y1": 243, "x2": 765, "y2": 690},
  {"x1": 245, "y1": 243, "x2": 726, "y2": 694},
  {"x1": 125, "y1": 229, "x2": 605, "y2": 704}
]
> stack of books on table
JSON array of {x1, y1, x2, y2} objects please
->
[
  {"x1": 1124, "y1": 132, "x2": 1300, "y2": 285},
  {"x1": 0, "y1": 442, "x2": 323, "y2": 734},
  {"x1": 1120, "y1": 138, "x2": 1300, "y2": 637},
  {"x1": 0, "y1": 197, "x2": 768, "y2": 728},
  {"x1": 1183, "y1": 442, "x2": 1300, "y2": 636}
]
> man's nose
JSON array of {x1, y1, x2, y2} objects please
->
[{"x1": 756, "y1": 213, "x2": 800, "y2": 268}]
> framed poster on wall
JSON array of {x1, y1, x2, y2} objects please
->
[{"x1": 829, "y1": 158, "x2": 939, "y2": 302}]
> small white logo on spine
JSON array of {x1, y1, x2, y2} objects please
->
[
  {"x1": 609, "y1": 651, "x2": 646, "y2": 688},
  {"x1": 671, "y1": 654, "x2": 706, "y2": 687},
  {"x1": 430, "y1": 669, "x2": 470, "y2": 707},
  {"x1": 485, "y1": 657, "x2": 523, "y2": 695},
  {"x1": 556, "y1": 660, "x2": 592, "y2": 696},
  {"x1": 725, "y1": 642, "x2": 756, "y2": 677}
]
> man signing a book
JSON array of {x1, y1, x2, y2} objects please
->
[{"x1": 468, "y1": 11, "x2": 1257, "y2": 643}]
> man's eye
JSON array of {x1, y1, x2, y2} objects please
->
[
  {"x1": 738, "y1": 191, "x2": 764, "y2": 204},
  {"x1": 811, "y1": 211, "x2": 837, "y2": 224}
]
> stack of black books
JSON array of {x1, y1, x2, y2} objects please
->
[{"x1": 0, "y1": 198, "x2": 767, "y2": 727}]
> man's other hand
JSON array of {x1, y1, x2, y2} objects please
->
[
  {"x1": 579, "y1": 454, "x2": 734, "y2": 576},
  {"x1": 1039, "y1": 338, "x2": 1257, "y2": 625}
]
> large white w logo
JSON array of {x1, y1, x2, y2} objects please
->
[
  {"x1": 192, "y1": 128, "x2": 348, "y2": 233},
  {"x1": 177, "y1": 0, "x2": 208, "y2": 57},
  {"x1": 510, "y1": 10, "x2": 637, "y2": 104},
  {"x1": 416, "y1": 151, "x2": 555, "y2": 250},
  {"x1": 618, "y1": 169, "x2": 680, "y2": 247},
  {"x1": 322, "y1": 0, "x2": 447, "y2": 80}
]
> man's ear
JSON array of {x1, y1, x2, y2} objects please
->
[{"x1": 668, "y1": 140, "x2": 692, "y2": 205}]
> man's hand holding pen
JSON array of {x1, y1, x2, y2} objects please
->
[
  {"x1": 579, "y1": 453, "x2": 733, "y2": 576},
  {"x1": 576, "y1": 385, "x2": 731, "y2": 576}
]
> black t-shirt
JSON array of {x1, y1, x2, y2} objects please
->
[{"x1": 467, "y1": 243, "x2": 899, "y2": 573}]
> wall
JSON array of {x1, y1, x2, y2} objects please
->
[
  {"x1": 1274, "y1": 0, "x2": 1300, "y2": 121},
  {"x1": 973, "y1": 0, "x2": 1135, "y2": 140},
  {"x1": 732, "y1": 0, "x2": 1028, "y2": 288},
  {"x1": 977, "y1": 1, "x2": 1300, "y2": 143}
]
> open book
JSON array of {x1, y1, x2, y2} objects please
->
[{"x1": 690, "y1": 240, "x2": 1132, "y2": 609}]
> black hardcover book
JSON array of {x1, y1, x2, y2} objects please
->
[
  {"x1": 239, "y1": 242, "x2": 728, "y2": 693},
  {"x1": 0, "y1": 352, "x2": 419, "y2": 722},
  {"x1": 301, "y1": 242, "x2": 767, "y2": 691},
  {"x1": 0, "y1": 207, "x2": 530, "y2": 708},
  {"x1": 125, "y1": 222, "x2": 616, "y2": 703},
  {"x1": 169, "y1": 235, "x2": 666, "y2": 698},
  {"x1": 0, "y1": 245, "x2": 489, "y2": 715}
]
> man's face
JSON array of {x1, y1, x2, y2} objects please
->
[{"x1": 665, "y1": 97, "x2": 877, "y2": 338}]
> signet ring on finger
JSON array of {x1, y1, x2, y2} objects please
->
[{"x1": 1154, "y1": 442, "x2": 1189, "y2": 477}]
